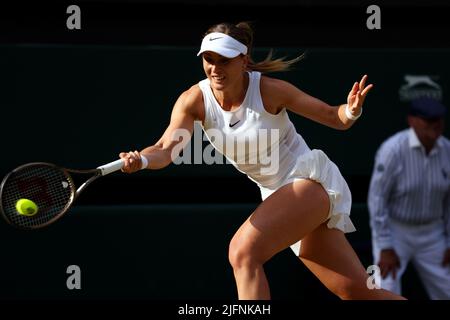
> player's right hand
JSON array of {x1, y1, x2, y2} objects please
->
[
  {"x1": 378, "y1": 248, "x2": 401, "y2": 279},
  {"x1": 119, "y1": 150, "x2": 144, "y2": 173}
]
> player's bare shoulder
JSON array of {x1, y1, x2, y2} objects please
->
[
  {"x1": 260, "y1": 75, "x2": 293, "y2": 114},
  {"x1": 260, "y1": 75, "x2": 295, "y2": 94},
  {"x1": 176, "y1": 84, "x2": 205, "y2": 122}
]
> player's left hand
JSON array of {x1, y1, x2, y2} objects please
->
[{"x1": 347, "y1": 74, "x2": 374, "y2": 118}]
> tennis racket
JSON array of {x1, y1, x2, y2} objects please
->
[{"x1": 0, "y1": 158, "x2": 142, "y2": 230}]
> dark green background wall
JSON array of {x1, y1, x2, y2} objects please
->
[
  {"x1": 2, "y1": 0, "x2": 449, "y2": 307},
  {"x1": 1, "y1": 45, "x2": 447, "y2": 300},
  {"x1": 2, "y1": 45, "x2": 449, "y2": 178}
]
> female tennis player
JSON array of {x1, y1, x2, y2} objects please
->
[{"x1": 120, "y1": 22, "x2": 405, "y2": 300}]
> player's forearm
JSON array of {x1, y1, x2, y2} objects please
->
[{"x1": 140, "y1": 145, "x2": 173, "y2": 170}]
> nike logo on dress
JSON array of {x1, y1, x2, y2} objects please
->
[
  {"x1": 209, "y1": 37, "x2": 223, "y2": 41},
  {"x1": 229, "y1": 120, "x2": 240, "y2": 128}
]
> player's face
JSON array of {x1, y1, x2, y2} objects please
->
[{"x1": 202, "y1": 52, "x2": 247, "y2": 90}]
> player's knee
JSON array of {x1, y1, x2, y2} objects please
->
[{"x1": 228, "y1": 237, "x2": 264, "y2": 270}]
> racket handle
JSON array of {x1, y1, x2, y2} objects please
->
[
  {"x1": 98, "y1": 159, "x2": 124, "y2": 176},
  {"x1": 98, "y1": 155, "x2": 148, "y2": 176}
]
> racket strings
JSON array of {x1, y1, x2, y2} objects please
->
[{"x1": 1, "y1": 164, "x2": 75, "y2": 228}]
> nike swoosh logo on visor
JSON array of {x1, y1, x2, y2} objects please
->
[{"x1": 209, "y1": 37, "x2": 223, "y2": 41}]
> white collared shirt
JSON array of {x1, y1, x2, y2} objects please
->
[{"x1": 368, "y1": 128, "x2": 450, "y2": 249}]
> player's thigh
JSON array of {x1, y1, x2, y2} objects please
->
[
  {"x1": 299, "y1": 223, "x2": 370, "y2": 296},
  {"x1": 230, "y1": 179, "x2": 330, "y2": 263},
  {"x1": 300, "y1": 224, "x2": 407, "y2": 299}
]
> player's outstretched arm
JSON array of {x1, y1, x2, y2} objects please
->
[
  {"x1": 120, "y1": 86, "x2": 204, "y2": 173},
  {"x1": 265, "y1": 75, "x2": 373, "y2": 130}
]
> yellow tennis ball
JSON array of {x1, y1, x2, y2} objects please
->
[{"x1": 16, "y1": 198, "x2": 39, "y2": 216}]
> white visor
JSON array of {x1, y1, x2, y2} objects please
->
[{"x1": 197, "y1": 32, "x2": 248, "y2": 58}]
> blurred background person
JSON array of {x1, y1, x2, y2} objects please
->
[{"x1": 368, "y1": 96, "x2": 450, "y2": 299}]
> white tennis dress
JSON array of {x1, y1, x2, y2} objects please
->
[{"x1": 199, "y1": 71, "x2": 356, "y2": 256}]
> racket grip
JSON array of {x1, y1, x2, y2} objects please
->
[
  {"x1": 98, "y1": 155, "x2": 148, "y2": 176},
  {"x1": 98, "y1": 159, "x2": 125, "y2": 176}
]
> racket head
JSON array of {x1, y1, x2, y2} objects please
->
[{"x1": 0, "y1": 162, "x2": 76, "y2": 229}]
